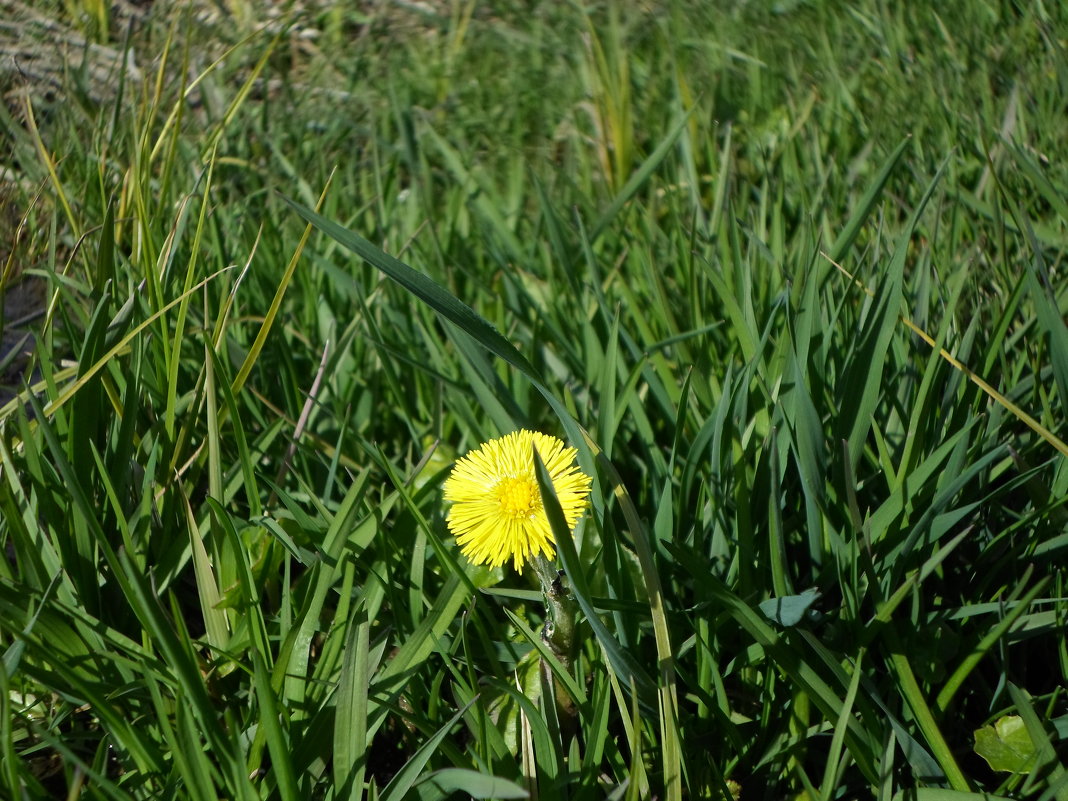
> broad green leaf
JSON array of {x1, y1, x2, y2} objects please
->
[
  {"x1": 974, "y1": 715, "x2": 1036, "y2": 774},
  {"x1": 414, "y1": 768, "x2": 529, "y2": 800},
  {"x1": 758, "y1": 588, "x2": 821, "y2": 627}
]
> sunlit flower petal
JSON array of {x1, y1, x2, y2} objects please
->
[{"x1": 443, "y1": 430, "x2": 592, "y2": 572}]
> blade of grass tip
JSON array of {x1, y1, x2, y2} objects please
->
[
  {"x1": 2, "y1": 572, "x2": 62, "y2": 676},
  {"x1": 767, "y1": 427, "x2": 792, "y2": 598},
  {"x1": 29, "y1": 267, "x2": 232, "y2": 422},
  {"x1": 145, "y1": 176, "x2": 200, "y2": 365},
  {"x1": 840, "y1": 158, "x2": 948, "y2": 469},
  {"x1": 783, "y1": 347, "x2": 827, "y2": 569},
  {"x1": 165, "y1": 147, "x2": 217, "y2": 440},
  {"x1": 179, "y1": 484, "x2": 230, "y2": 653},
  {"x1": 595, "y1": 308, "x2": 621, "y2": 456},
  {"x1": 231, "y1": 175, "x2": 335, "y2": 397},
  {"x1": 0, "y1": 432, "x2": 69, "y2": 594},
  {"x1": 204, "y1": 317, "x2": 223, "y2": 504},
  {"x1": 201, "y1": 31, "x2": 278, "y2": 156},
  {"x1": 22, "y1": 96, "x2": 79, "y2": 238},
  {"x1": 582, "y1": 663, "x2": 614, "y2": 781},
  {"x1": 826, "y1": 137, "x2": 910, "y2": 264},
  {"x1": 148, "y1": 24, "x2": 269, "y2": 162},
  {"x1": 207, "y1": 348, "x2": 262, "y2": 517},
  {"x1": 701, "y1": 255, "x2": 758, "y2": 364},
  {"x1": 93, "y1": 199, "x2": 115, "y2": 296},
  {"x1": 280, "y1": 195, "x2": 541, "y2": 380},
  {"x1": 826, "y1": 254, "x2": 1068, "y2": 459},
  {"x1": 892, "y1": 262, "x2": 971, "y2": 488},
  {"x1": 589, "y1": 109, "x2": 694, "y2": 243}
]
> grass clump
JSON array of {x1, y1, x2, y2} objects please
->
[{"x1": 1, "y1": 1, "x2": 1067, "y2": 799}]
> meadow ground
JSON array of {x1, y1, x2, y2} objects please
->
[{"x1": 1, "y1": 1, "x2": 1067, "y2": 798}]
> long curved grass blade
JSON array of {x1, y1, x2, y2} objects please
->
[{"x1": 280, "y1": 195, "x2": 541, "y2": 380}]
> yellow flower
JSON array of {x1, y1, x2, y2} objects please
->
[{"x1": 443, "y1": 430, "x2": 592, "y2": 572}]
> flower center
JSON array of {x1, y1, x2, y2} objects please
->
[{"x1": 495, "y1": 476, "x2": 540, "y2": 519}]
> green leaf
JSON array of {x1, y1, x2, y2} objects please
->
[
  {"x1": 414, "y1": 768, "x2": 529, "y2": 800},
  {"x1": 758, "y1": 588, "x2": 821, "y2": 627},
  {"x1": 973, "y1": 716, "x2": 1036, "y2": 774}
]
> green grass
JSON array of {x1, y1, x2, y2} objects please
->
[{"x1": 1, "y1": 0, "x2": 1067, "y2": 798}]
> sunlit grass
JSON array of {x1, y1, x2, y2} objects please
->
[{"x1": 1, "y1": 1, "x2": 1066, "y2": 799}]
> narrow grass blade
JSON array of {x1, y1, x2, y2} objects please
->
[
  {"x1": 281, "y1": 195, "x2": 541, "y2": 380},
  {"x1": 334, "y1": 614, "x2": 371, "y2": 801},
  {"x1": 378, "y1": 701, "x2": 474, "y2": 801},
  {"x1": 531, "y1": 449, "x2": 657, "y2": 707},
  {"x1": 179, "y1": 485, "x2": 230, "y2": 653},
  {"x1": 702, "y1": 576, "x2": 879, "y2": 784},
  {"x1": 827, "y1": 137, "x2": 910, "y2": 263},
  {"x1": 589, "y1": 111, "x2": 692, "y2": 243},
  {"x1": 253, "y1": 646, "x2": 301, "y2": 801},
  {"x1": 838, "y1": 159, "x2": 947, "y2": 468}
]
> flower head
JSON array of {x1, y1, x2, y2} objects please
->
[{"x1": 443, "y1": 430, "x2": 592, "y2": 573}]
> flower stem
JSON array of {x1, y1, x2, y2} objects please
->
[
  {"x1": 531, "y1": 553, "x2": 580, "y2": 732},
  {"x1": 531, "y1": 553, "x2": 577, "y2": 665}
]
